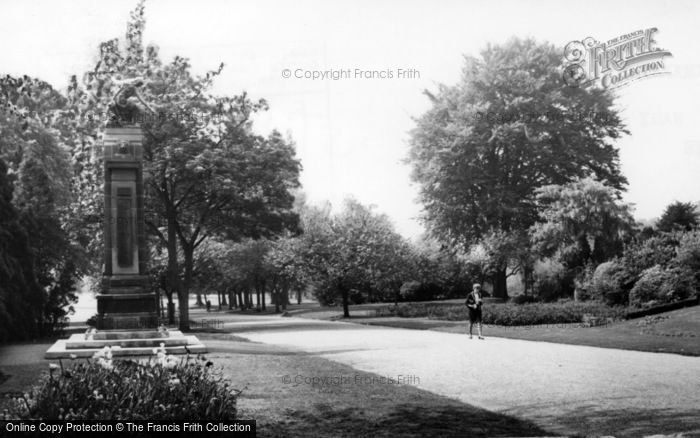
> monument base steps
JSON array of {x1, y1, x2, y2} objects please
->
[{"x1": 45, "y1": 330, "x2": 206, "y2": 359}]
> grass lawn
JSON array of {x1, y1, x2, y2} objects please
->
[
  {"x1": 199, "y1": 334, "x2": 554, "y2": 438},
  {"x1": 345, "y1": 305, "x2": 700, "y2": 356}
]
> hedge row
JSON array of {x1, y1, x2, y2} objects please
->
[{"x1": 377, "y1": 301, "x2": 626, "y2": 326}]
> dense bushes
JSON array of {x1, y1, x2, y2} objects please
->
[
  {"x1": 377, "y1": 301, "x2": 625, "y2": 326},
  {"x1": 628, "y1": 265, "x2": 667, "y2": 307},
  {"x1": 511, "y1": 294, "x2": 538, "y2": 304},
  {"x1": 675, "y1": 231, "x2": 700, "y2": 284},
  {"x1": 577, "y1": 260, "x2": 630, "y2": 306},
  {"x1": 531, "y1": 259, "x2": 574, "y2": 302},
  {"x1": 628, "y1": 265, "x2": 695, "y2": 308},
  {"x1": 399, "y1": 281, "x2": 446, "y2": 302},
  {"x1": 3, "y1": 346, "x2": 239, "y2": 421},
  {"x1": 575, "y1": 230, "x2": 700, "y2": 308}
]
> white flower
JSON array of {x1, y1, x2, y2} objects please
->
[
  {"x1": 97, "y1": 358, "x2": 113, "y2": 371},
  {"x1": 49, "y1": 363, "x2": 60, "y2": 370}
]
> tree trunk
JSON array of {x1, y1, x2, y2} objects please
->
[
  {"x1": 492, "y1": 267, "x2": 509, "y2": 301},
  {"x1": 282, "y1": 287, "x2": 291, "y2": 306},
  {"x1": 166, "y1": 208, "x2": 188, "y2": 331},
  {"x1": 282, "y1": 284, "x2": 290, "y2": 311},
  {"x1": 340, "y1": 282, "x2": 350, "y2": 318},
  {"x1": 297, "y1": 288, "x2": 302, "y2": 304},
  {"x1": 180, "y1": 245, "x2": 195, "y2": 331},
  {"x1": 274, "y1": 288, "x2": 281, "y2": 313}
]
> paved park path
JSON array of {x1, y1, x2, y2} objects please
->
[{"x1": 232, "y1": 315, "x2": 700, "y2": 435}]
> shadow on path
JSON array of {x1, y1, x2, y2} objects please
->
[{"x1": 260, "y1": 399, "x2": 554, "y2": 438}]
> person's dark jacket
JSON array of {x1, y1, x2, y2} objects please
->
[{"x1": 465, "y1": 292, "x2": 483, "y2": 309}]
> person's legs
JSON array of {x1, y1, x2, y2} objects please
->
[
  {"x1": 468, "y1": 308, "x2": 475, "y2": 338},
  {"x1": 477, "y1": 309, "x2": 484, "y2": 339}
]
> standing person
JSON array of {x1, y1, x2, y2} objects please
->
[{"x1": 465, "y1": 283, "x2": 484, "y2": 339}]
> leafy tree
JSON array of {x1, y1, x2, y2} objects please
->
[
  {"x1": 0, "y1": 158, "x2": 43, "y2": 342},
  {"x1": 15, "y1": 157, "x2": 82, "y2": 335},
  {"x1": 411, "y1": 236, "x2": 474, "y2": 299},
  {"x1": 531, "y1": 177, "x2": 634, "y2": 271},
  {"x1": 0, "y1": 75, "x2": 85, "y2": 337},
  {"x1": 265, "y1": 233, "x2": 310, "y2": 311},
  {"x1": 656, "y1": 201, "x2": 699, "y2": 232},
  {"x1": 464, "y1": 229, "x2": 533, "y2": 295},
  {"x1": 300, "y1": 198, "x2": 411, "y2": 317},
  {"x1": 407, "y1": 38, "x2": 628, "y2": 299}
]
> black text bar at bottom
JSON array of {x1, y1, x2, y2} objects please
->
[{"x1": 1, "y1": 420, "x2": 256, "y2": 437}]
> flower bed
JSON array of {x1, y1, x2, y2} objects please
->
[{"x1": 2, "y1": 345, "x2": 239, "y2": 421}]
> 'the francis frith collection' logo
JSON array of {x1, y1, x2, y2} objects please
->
[{"x1": 562, "y1": 28, "x2": 672, "y2": 89}]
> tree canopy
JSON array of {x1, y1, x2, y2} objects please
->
[
  {"x1": 407, "y1": 37, "x2": 628, "y2": 298},
  {"x1": 656, "y1": 201, "x2": 699, "y2": 232},
  {"x1": 531, "y1": 177, "x2": 634, "y2": 271}
]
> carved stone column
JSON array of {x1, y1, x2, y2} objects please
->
[{"x1": 96, "y1": 126, "x2": 157, "y2": 330}]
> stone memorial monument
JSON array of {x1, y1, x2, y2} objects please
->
[{"x1": 46, "y1": 82, "x2": 205, "y2": 358}]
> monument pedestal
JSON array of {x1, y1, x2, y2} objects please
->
[
  {"x1": 97, "y1": 274, "x2": 156, "y2": 330},
  {"x1": 45, "y1": 330, "x2": 206, "y2": 359},
  {"x1": 46, "y1": 125, "x2": 205, "y2": 359}
]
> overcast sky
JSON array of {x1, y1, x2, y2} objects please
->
[{"x1": 2, "y1": 0, "x2": 699, "y2": 238}]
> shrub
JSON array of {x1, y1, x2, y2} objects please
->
[
  {"x1": 3, "y1": 345, "x2": 239, "y2": 421},
  {"x1": 399, "y1": 281, "x2": 421, "y2": 301},
  {"x1": 622, "y1": 234, "x2": 679, "y2": 277},
  {"x1": 629, "y1": 265, "x2": 668, "y2": 308},
  {"x1": 628, "y1": 263, "x2": 697, "y2": 308},
  {"x1": 584, "y1": 260, "x2": 629, "y2": 306},
  {"x1": 674, "y1": 230, "x2": 700, "y2": 289},
  {"x1": 658, "y1": 266, "x2": 696, "y2": 303},
  {"x1": 399, "y1": 281, "x2": 444, "y2": 302},
  {"x1": 377, "y1": 301, "x2": 625, "y2": 326},
  {"x1": 510, "y1": 294, "x2": 538, "y2": 304}
]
